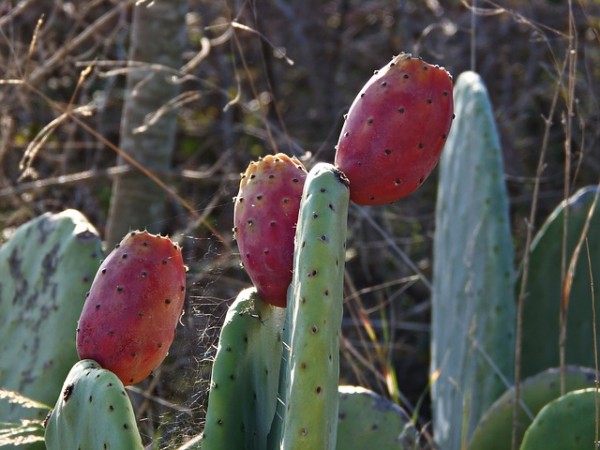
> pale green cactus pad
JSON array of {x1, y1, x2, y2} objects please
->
[
  {"x1": 280, "y1": 163, "x2": 350, "y2": 450},
  {"x1": 469, "y1": 366, "x2": 596, "y2": 450},
  {"x1": 520, "y1": 185, "x2": 600, "y2": 378},
  {"x1": 44, "y1": 359, "x2": 143, "y2": 449},
  {"x1": 336, "y1": 386, "x2": 418, "y2": 450},
  {"x1": 432, "y1": 71, "x2": 516, "y2": 449},
  {"x1": 200, "y1": 287, "x2": 286, "y2": 450},
  {"x1": 520, "y1": 387, "x2": 598, "y2": 450},
  {"x1": 0, "y1": 209, "x2": 103, "y2": 446}
]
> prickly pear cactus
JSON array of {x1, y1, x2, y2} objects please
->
[
  {"x1": 280, "y1": 163, "x2": 350, "y2": 450},
  {"x1": 336, "y1": 386, "x2": 418, "y2": 450},
  {"x1": 76, "y1": 230, "x2": 187, "y2": 386},
  {"x1": 469, "y1": 365, "x2": 596, "y2": 450},
  {"x1": 519, "y1": 387, "x2": 597, "y2": 450},
  {"x1": 44, "y1": 359, "x2": 143, "y2": 450},
  {"x1": 0, "y1": 210, "x2": 103, "y2": 441},
  {"x1": 200, "y1": 287, "x2": 286, "y2": 450},
  {"x1": 431, "y1": 71, "x2": 516, "y2": 449},
  {"x1": 233, "y1": 154, "x2": 308, "y2": 307},
  {"x1": 334, "y1": 53, "x2": 454, "y2": 205},
  {"x1": 520, "y1": 185, "x2": 600, "y2": 378}
]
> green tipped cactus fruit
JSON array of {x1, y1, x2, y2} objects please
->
[
  {"x1": 200, "y1": 287, "x2": 286, "y2": 450},
  {"x1": 0, "y1": 210, "x2": 103, "y2": 443},
  {"x1": 44, "y1": 359, "x2": 143, "y2": 450},
  {"x1": 469, "y1": 365, "x2": 596, "y2": 450},
  {"x1": 336, "y1": 385, "x2": 418, "y2": 450},
  {"x1": 519, "y1": 388, "x2": 598, "y2": 450},
  {"x1": 432, "y1": 71, "x2": 516, "y2": 449},
  {"x1": 520, "y1": 185, "x2": 600, "y2": 378},
  {"x1": 280, "y1": 163, "x2": 350, "y2": 450}
]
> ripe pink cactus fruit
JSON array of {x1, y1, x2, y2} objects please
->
[
  {"x1": 76, "y1": 230, "x2": 186, "y2": 385},
  {"x1": 335, "y1": 53, "x2": 454, "y2": 205},
  {"x1": 233, "y1": 153, "x2": 308, "y2": 307}
]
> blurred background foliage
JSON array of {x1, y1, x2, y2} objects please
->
[{"x1": 0, "y1": 0, "x2": 599, "y2": 447}]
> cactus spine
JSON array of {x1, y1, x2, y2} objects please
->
[
  {"x1": 431, "y1": 71, "x2": 516, "y2": 449},
  {"x1": 280, "y1": 163, "x2": 350, "y2": 450},
  {"x1": 44, "y1": 359, "x2": 143, "y2": 450},
  {"x1": 200, "y1": 287, "x2": 286, "y2": 450}
]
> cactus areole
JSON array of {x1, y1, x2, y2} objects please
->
[
  {"x1": 76, "y1": 230, "x2": 186, "y2": 385},
  {"x1": 334, "y1": 53, "x2": 454, "y2": 205},
  {"x1": 233, "y1": 153, "x2": 308, "y2": 307}
]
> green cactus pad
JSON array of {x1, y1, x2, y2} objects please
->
[
  {"x1": 469, "y1": 365, "x2": 596, "y2": 450},
  {"x1": 432, "y1": 71, "x2": 516, "y2": 449},
  {"x1": 336, "y1": 386, "x2": 418, "y2": 450},
  {"x1": 281, "y1": 163, "x2": 350, "y2": 450},
  {"x1": 519, "y1": 388, "x2": 598, "y2": 450},
  {"x1": 0, "y1": 210, "x2": 103, "y2": 445},
  {"x1": 44, "y1": 359, "x2": 143, "y2": 449},
  {"x1": 200, "y1": 287, "x2": 286, "y2": 450},
  {"x1": 520, "y1": 185, "x2": 600, "y2": 378}
]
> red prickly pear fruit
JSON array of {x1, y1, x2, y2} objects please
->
[
  {"x1": 233, "y1": 153, "x2": 308, "y2": 308},
  {"x1": 334, "y1": 53, "x2": 454, "y2": 205},
  {"x1": 76, "y1": 230, "x2": 186, "y2": 385}
]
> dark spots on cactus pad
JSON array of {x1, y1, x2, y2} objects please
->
[
  {"x1": 395, "y1": 178, "x2": 402, "y2": 186},
  {"x1": 384, "y1": 149, "x2": 392, "y2": 155},
  {"x1": 300, "y1": 427, "x2": 308, "y2": 436},
  {"x1": 121, "y1": 253, "x2": 128, "y2": 259},
  {"x1": 270, "y1": 220, "x2": 276, "y2": 227},
  {"x1": 320, "y1": 235, "x2": 328, "y2": 242},
  {"x1": 310, "y1": 324, "x2": 319, "y2": 334},
  {"x1": 315, "y1": 386, "x2": 322, "y2": 394},
  {"x1": 95, "y1": 304, "x2": 101, "y2": 310},
  {"x1": 141, "y1": 270, "x2": 147, "y2": 277},
  {"x1": 371, "y1": 423, "x2": 379, "y2": 431},
  {"x1": 419, "y1": 177, "x2": 425, "y2": 184},
  {"x1": 307, "y1": 269, "x2": 318, "y2": 277},
  {"x1": 116, "y1": 286, "x2": 124, "y2": 292},
  {"x1": 256, "y1": 194, "x2": 263, "y2": 201},
  {"x1": 426, "y1": 98, "x2": 433, "y2": 104},
  {"x1": 101, "y1": 268, "x2": 107, "y2": 275},
  {"x1": 403, "y1": 73, "x2": 410, "y2": 79},
  {"x1": 398, "y1": 107, "x2": 405, "y2": 113},
  {"x1": 263, "y1": 249, "x2": 270, "y2": 255},
  {"x1": 89, "y1": 395, "x2": 93, "y2": 403},
  {"x1": 165, "y1": 298, "x2": 171, "y2": 304},
  {"x1": 418, "y1": 143, "x2": 425, "y2": 149},
  {"x1": 162, "y1": 259, "x2": 168, "y2": 265},
  {"x1": 63, "y1": 383, "x2": 74, "y2": 402},
  {"x1": 367, "y1": 117, "x2": 374, "y2": 124},
  {"x1": 328, "y1": 203, "x2": 335, "y2": 211}
]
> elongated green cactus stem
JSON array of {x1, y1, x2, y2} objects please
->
[
  {"x1": 200, "y1": 287, "x2": 286, "y2": 450},
  {"x1": 431, "y1": 71, "x2": 516, "y2": 449},
  {"x1": 44, "y1": 359, "x2": 143, "y2": 450},
  {"x1": 280, "y1": 163, "x2": 350, "y2": 450}
]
